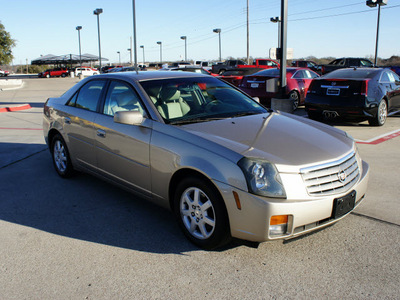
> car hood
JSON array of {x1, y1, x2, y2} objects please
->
[{"x1": 181, "y1": 112, "x2": 354, "y2": 172}]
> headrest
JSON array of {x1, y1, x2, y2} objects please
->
[
  {"x1": 117, "y1": 92, "x2": 134, "y2": 107},
  {"x1": 159, "y1": 85, "x2": 180, "y2": 102}
]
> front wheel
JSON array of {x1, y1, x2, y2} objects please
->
[
  {"x1": 369, "y1": 100, "x2": 387, "y2": 126},
  {"x1": 173, "y1": 177, "x2": 231, "y2": 249},
  {"x1": 51, "y1": 134, "x2": 74, "y2": 178}
]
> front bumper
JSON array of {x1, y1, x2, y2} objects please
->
[{"x1": 214, "y1": 160, "x2": 369, "y2": 242}]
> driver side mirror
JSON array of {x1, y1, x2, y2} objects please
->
[{"x1": 114, "y1": 111, "x2": 145, "y2": 126}]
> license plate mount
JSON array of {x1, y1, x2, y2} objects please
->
[
  {"x1": 327, "y1": 88, "x2": 340, "y2": 96},
  {"x1": 332, "y1": 191, "x2": 356, "y2": 219}
]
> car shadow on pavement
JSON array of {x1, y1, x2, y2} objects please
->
[
  {"x1": 0, "y1": 101, "x2": 44, "y2": 108},
  {"x1": 0, "y1": 143, "x2": 250, "y2": 254}
]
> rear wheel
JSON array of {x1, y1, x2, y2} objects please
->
[
  {"x1": 173, "y1": 176, "x2": 231, "y2": 249},
  {"x1": 51, "y1": 134, "x2": 74, "y2": 178},
  {"x1": 61, "y1": 73, "x2": 67, "y2": 78},
  {"x1": 288, "y1": 90, "x2": 300, "y2": 110},
  {"x1": 369, "y1": 100, "x2": 387, "y2": 126}
]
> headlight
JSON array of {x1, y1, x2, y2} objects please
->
[{"x1": 238, "y1": 158, "x2": 286, "y2": 198}]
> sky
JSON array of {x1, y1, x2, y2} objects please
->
[{"x1": 1, "y1": 0, "x2": 400, "y2": 65}]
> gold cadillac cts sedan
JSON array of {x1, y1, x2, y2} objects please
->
[{"x1": 43, "y1": 71, "x2": 369, "y2": 249}]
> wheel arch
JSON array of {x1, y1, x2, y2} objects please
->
[
  {"x1": 168, "y1": 168, "x2": 226, "y2": 213},
  {"x1": 47, "y1": 128, "x2": 63, "y2": 151}
]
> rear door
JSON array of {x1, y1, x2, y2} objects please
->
[{"x1": 62, "y1": 79, "x2": 107, "y2": 169}]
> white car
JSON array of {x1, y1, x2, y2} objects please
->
[{"x1": 74, "y1": 67, "x2": 99, "y2": 77}]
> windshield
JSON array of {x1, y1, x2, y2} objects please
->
[{"x1": 139, "y1": 77, "x2": 267, "y2": 124}]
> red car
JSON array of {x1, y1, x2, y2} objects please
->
[
  {"x1": 239, "y1": 67, "x2": 319, "y2": 109},
  {"x1": 217, "y1": 68, "x2": 264, "y2": 87},
  {"x1": 38, "y1": 68, "x2": 69, "y2": 78}
]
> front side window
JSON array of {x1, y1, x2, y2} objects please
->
[
  {"x1": 69, "y1": 80, "x2": 106, "y2": 111},
  {"x1": 103, "y1": 81, "x2": 145, "y2": 116}
]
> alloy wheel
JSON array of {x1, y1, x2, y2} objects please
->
[{"x1": 180, "y1": 187, "x2": 216, "y2": 240}]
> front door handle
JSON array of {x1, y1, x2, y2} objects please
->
[
  {"x1": 97, "y1": 129, "x2": 106, "y2": 138},
  {"x1": 64, "y1": 117, "x2": 71, "y2": 124}
]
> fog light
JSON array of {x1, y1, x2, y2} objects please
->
[{"x1": 269, "y1": 215, "x2": 289, "y2": 236}]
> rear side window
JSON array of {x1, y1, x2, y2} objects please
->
[
  {"x1": 68, "y1": 80, "x2": 106, "y2": 111},
  {"x1": 380, "y1": 72, "x2": 391, "y2": 83}
]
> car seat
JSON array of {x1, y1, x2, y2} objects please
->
[{"x1": 157, "y1": 85, "x2": 190, "y2": 119}]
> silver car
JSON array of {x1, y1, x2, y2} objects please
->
[{"x1": 43, "y1": 71, "x2": 369, "y2": 249}]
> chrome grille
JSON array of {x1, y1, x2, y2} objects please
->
[{"x1": 301, "y1": 152, "x2": 360, "y2": 196}]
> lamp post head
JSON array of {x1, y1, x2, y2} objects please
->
[
  {"x1": 157, "y1": 41, "x2": 162, "y2": 45},
  {"x1": 140, "y1": 45, "x2": 144, "y2": 49},
  {"x1": 213, "y1": 28, "x2": 221, "y2": 34},
  {"x1": 270, "y1": 16, "x2": 281, "y2": 23},
  {"x1": 117, "y1": 51, "x2": 120, "y2": 54},
  {"x1": 366, "y1": 0, "x2": 388, "y2": 7},
  {"x1": 93, "y1": 8, "x2": 103, "y2": 15},
  {"x1": 180, "y1": 36, "x2": 187, "y2": 40},
  {"x1": 127, "y1": 48, "x2": 131, "y2": 51},
  {"x1": 76, "y1": 26, "x2": 82, "y2": 31}
]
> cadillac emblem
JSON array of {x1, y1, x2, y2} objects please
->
[{"x1": 337, "y1": 169, "x2": 347, "y2": 183}]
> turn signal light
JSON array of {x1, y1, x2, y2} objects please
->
[{"x1": 270, "y1": 215, "x2": 288, "y2": 225}]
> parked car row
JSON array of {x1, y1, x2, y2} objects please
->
[{"x1": 38, "y1": 67, "x2": 99, "y2": 78}]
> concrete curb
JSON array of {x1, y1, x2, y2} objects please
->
[{"x1": 0, "y1": 79, "x2": 24, "y2": 91}]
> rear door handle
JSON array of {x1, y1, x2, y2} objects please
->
[
  {"x1": 96, "y1": 129, "x2": 106, "y2": 138},
  {"x1": 64, "y1": 117, "x2": 71, "y2": 124}
]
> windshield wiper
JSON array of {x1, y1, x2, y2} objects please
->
[
  {"x1": 170, "y1": 117, "x2": 229, "y2": 125},
  {"x1": 230, "y1": 111, "x2": 262, "y2": 118}
]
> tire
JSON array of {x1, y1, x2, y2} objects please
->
[
  {"x1": 61, "y1": 73, "x2": 66, "y2": 78},
  {"x1": 369, "y1": 99, "x2": 387, "y2": 126},
  {"x1": 173, "y1": 176, "x2": 231, "y2": 249},
  {"x1": 51, "y1": 134, "x2": 74, "y2": 178},
  {"x1": 288, "y1": 90, "x2": 300, "y2": 110}
]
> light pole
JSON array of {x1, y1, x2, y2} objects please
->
[
  {"x1": 366, "y1": 0, "x2": 388, "y2": 66},
  {"x1": 140, "y1": 45, "x2": 145, "y2": 65},
  {"x1": 270, "y1": 17, "x2": 281, "y2": 49},
  {"x1": 117, "y1": 51, "x2": 121, "y2": 64},
  {"x1": 76, "y1": 26, "x2": 82, "y2": 67},
  {"x1": 127, "y1": 48, "x2": 132, "y2": 65},
  {"x1": 180, "y1": 36, "x2": 187, "y2": 61},
  {"x1": 213, "y1": 28, "x2": 221, "y2": 61},
  {"x1": 157, "y1": 41, "x2": 162, "y2": 63},
  {"x1": 93, "y1": 8, "x2": 103, "y2": 70}
]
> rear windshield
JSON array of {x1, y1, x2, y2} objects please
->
[
  {"x1": 323, "y1": 68, "x2": 379, "y2": 79},
  {"x1": 253, "y1": 68, "x2": 280, "y2": 76}
]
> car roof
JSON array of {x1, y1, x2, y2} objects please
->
[{"x1": 94, "y1": 70, "x2": 209, "y2": 82}]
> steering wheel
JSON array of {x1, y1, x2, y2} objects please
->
[{"x1": 204, "y1": 99, "x2": 221, "y2": 111}]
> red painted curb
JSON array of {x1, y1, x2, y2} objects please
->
[
  {"x1": 356, "y1": 130, "x2": 400, "y2": 145},
  {"x1": 0, "y1": 104, "x2": 32, "y2": 113}
]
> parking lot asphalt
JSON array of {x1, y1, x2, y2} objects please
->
[{"x1": 0, "y1": 77, "x2": 399, "y2": 299}]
